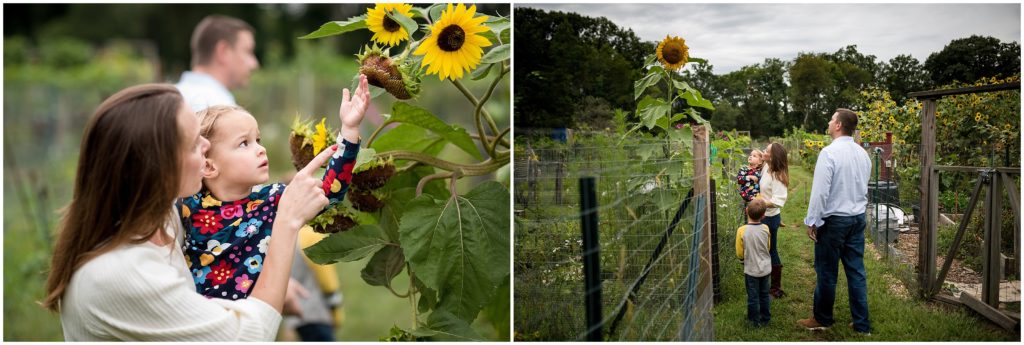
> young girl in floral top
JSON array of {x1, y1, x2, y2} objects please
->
[
  {"x1": 180, "y1": 75, "x2": 369, "y2": 300},
  {"x1": 737, "y1": 149, "x2": 764, "y2": 203}
]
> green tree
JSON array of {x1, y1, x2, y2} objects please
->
[
  {"x1": 788, "y1": 53, "x2": 835, "y2": 131},
  {"x1": 924, "y1": 35, "x2": 1021, "y2": 86},
  {"x1": 514, "y1": 7, "x2": 653, "y2": 128},
  {"x1": 879, "y1": 54, "x2": 929, "y2": 104}
]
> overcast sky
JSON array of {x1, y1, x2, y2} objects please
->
[{"x1": 518, "y1": 3, "x2": 1021, "y2": 74}]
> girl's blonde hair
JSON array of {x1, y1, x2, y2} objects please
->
[{"x1": 196, "y1": 104, "x2": 250, "y2": 140}]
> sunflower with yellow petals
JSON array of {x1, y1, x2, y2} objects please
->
[
  {"x1": 366, "y1": 3, "x2": 414, "y2": 46},
  {"x1": 656, "y1": 35, "x2": 689, "y2": 71},
  {"x1": 414, "y1": 3, "x2": 492, "y2": 80}
]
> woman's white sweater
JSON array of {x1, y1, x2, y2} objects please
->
[
  {"x1": 760, "y1": 165, "x2": 789, "y2": 217},
  {"x1": 59, "y1": 221, "x2": 281, "y2": 340}
]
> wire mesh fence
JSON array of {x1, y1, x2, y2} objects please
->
[{"x1": 514, "y1": 130, "x2": 747, "y2": 341}]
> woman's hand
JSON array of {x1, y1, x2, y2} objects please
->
[
  {"x1": 339, "y1": 74, "x2": 370, "y2": 143},
  {"x1": 277, "y1": 145, "x2": 337, "y2": 231}
]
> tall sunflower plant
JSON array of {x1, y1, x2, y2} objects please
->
[
  {"x1": 627, "y1": 35, "x2": 715, "y2": 146},
  {"x1": 297, "y1": 3, "x2": 510, "y2": 341}
]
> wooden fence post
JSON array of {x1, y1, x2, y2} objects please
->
[
  {"x1": 918, "y1": 99, "x2": 937, "y2": 296},
  {"x1": 692, "y1": 124, "x2": 713, "y2": 337},
  {"x1": 983, "y1": 171, "x2": 1003, "y2": 306}
]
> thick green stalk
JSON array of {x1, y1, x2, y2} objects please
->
[{"x1": 377, "y1": 150, "x2": 509, "y2": 176}]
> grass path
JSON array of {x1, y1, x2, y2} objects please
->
[{"x1": 712, "y1": 164, "x2": 1017, "y2": 341}]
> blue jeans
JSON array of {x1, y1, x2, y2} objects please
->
[
  {"x1": 762, "y1": 214, "x2": 782, "y2": 265},
  {"x1": 813, "y1": 214, "x2": 871, "y2": 333},
  {"x1": 296, "y1": 323, "x2": 336, "y2": 341},
  {"x1": 744, "y1": 274, "x2": 771, "y2": 325}
]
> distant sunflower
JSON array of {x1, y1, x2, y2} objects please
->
[
  {"x1": 656, "y1": 35, "x2": 689, "y2": 71},
  {"x1": 366, "y1": 3, "x2": 414, "y2": 46},
  {"x1": 414, "y1": 3, "x2": 492, "y2": 80}
]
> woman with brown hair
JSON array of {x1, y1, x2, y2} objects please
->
[
  {"x1": 759, "y1": 142, "x2": 789, "y2": 298},
  {"x1": 41, "y1": 84, "x2": 337, "y2": 340}
]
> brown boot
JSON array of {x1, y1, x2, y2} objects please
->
[{"x1": 770, "y1": 264, "x2": 786, "y2": 298}]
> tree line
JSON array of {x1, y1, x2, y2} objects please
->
[{"x1": 514, "y1": 7, "x2": 1020, "y2": 137}]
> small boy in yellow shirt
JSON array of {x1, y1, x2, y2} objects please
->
[{"x1": 736, "y1": 198, "x2": 772, "y2": 327}]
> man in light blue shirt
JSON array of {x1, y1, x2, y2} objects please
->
[
  {"x1": 797, "y1": 108, "x2": 872, "y2": 335},
  {"x1": 175, "y1": 15, "x2": 260, "y2": 112}
]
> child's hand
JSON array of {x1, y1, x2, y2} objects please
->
[
  {"x1": 339, "y1": 74, "x2": 370, "y2": 143},
  {"x1": 749, "y1": 176, "x2": 759, "y2": 182}
]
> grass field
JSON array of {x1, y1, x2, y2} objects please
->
[{"x1": 713, "y1": 164, "x2": 1019, "y2": 341}]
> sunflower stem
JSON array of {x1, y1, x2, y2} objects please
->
[
  {"x1": 451, "y1": 79, "x2": 502, "y2": 142},
  {"x1": 408, "y1": 267, "x2": 419, "y2": 330},
  {"x1": 378, "y1": 149, "x2": 508, "y2": 176},
  {"x1": 366, "y1": 120, "x2": 393, "y2": 147},
  {"x1": 416, "y1": 171, "x2": 454, "y2": 197},
  {"x1": 476, "y1": 67, "x2": 508, "y2": 157}
]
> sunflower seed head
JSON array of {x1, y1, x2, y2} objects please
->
[{"x1": 357, "y1": 45, "x2": 421, "y2": 100}]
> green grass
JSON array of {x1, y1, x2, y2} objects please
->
[{"x1": 713, "y1": 164, "x2": 1018, "y2": 341}]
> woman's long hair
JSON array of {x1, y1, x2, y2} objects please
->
[
  {"x1": 42, "y1": 84, "x2": 185, "y2": 312},
  {"x1": 766, "y1": 143, "x2": 789, "y2": 187}
]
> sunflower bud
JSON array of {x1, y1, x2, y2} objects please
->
[
  {"x1": 357, "y1": 45, "x2": 421, "y2": 100},
  {"x1": 348, "y1": 188, "x2": 386, "y2": 212},
  {"x1": 352, "y1": 156, "x2": 396, "y2": 190},
  {"x1": 310, "y1": 206, "x2": 358, "y2": 234}
]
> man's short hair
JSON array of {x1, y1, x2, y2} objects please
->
[
  {"x1": 746, "y1": 198, "x2": 767, "y2": 221},
  {"x1": 835, "y1": 108, "x2": 858, "y2": 136},
  {"x1": 190, "y1": 15, "x2": 254, "y2": 67}
]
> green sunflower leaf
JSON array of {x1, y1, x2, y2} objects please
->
[
  {"x1": 370, "y1": 124, "x2": 445, "y2": 155},
  {"x1": 421, "y1": 310, "x2": 485, "y2": 341},
  {"x1": 500, "y1": 27, "x2": 510, "y2": 46},
  {"x1": 471, "y1": 63, "x2": 495, "y2": 80},
  {"x1": 637, "y1": 96, "x2": 670, "y2": 130},
  {"x1": 412, "y1": 6, "x2": 429, "y2": 19},
  {"x1": 667, "y1": 123, "x2": 694, "y2": 145},
  {"x1": 300, "y1": 15, "x2": 367, "y2": 39},
  {"x1": 480, "y1": 44, "x2": 510, "y2": 64},
  {"x1": 678, "y1": 88, "x2": 715, "y2": 110},
  {"x1": 486, "y1": 17, "x2": 510, "y2": 44},
  {"x1": 303, "y1": 224, "x2": 388, "y2": 264},
  {"x1": 428, "y1": 3, "x2": 445, "y2": 22},
  {"x1": 634, "y1": 70, "x2": 662, "y2": 100},
  {"x1": 360, "y1": 245, "x2": 406, "y2": 287},
  {"x1": 688, "y1": 57, "x2": 708, "y2": 64},
  {"x1": 386, "y1": 102, "x2": 482, "y2": 160},
  {"x1": 398, "y1": 181, "x2": 510, "y2": 321},
  {"x1": 387, "y1": 10, "x2": 419, "y2": 38},
  {"x1": 353, "y1": 148, "x2": 377, "y2": 172},
  {"x1": 671, "y1": 79, "x2": 691, "y2": 93}
]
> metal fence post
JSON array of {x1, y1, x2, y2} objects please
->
[
  {"x1": 710, "y1": 179, "x2": 721, "y2": 304},
  {"x1": 580, "y1": 177, "x2": 602, "y2": 341}
]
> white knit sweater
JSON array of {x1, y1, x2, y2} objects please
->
[
  {"x1": 760, "y1": 165, "x2": 789, "y2": 217},
  {"x1": 59, "y1": 221, "x2": 281, "y2": 340}
]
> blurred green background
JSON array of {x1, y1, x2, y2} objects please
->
[{"x1": 3, "y1": 3, "x2": 509, "y2": 341}]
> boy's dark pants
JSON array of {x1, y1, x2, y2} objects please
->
[{"x1": 744, "y1": 273, "x2": 771, "y2": 326}]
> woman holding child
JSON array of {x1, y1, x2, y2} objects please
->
[
  {"x1": 42, "y1": 78, "x2": 368, "y2": 340},
  {"x1": 759, "y1": 143, "x2": 790, "y2": 298}
]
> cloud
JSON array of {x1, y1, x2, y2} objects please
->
[{"x1": 519, "y1": 3, "x2": 1020, "y2": 73}]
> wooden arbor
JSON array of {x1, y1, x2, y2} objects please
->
[{"x1": 908, "y1": 82, "x2": 1021, "y2": 327}]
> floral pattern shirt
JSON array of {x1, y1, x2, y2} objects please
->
[
  {"x1": 179, "y1": 138, "x2": 359, "y2": 300},
  {"x1": 737, "y1": 165, "x2": 762, "y2": 203}
]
